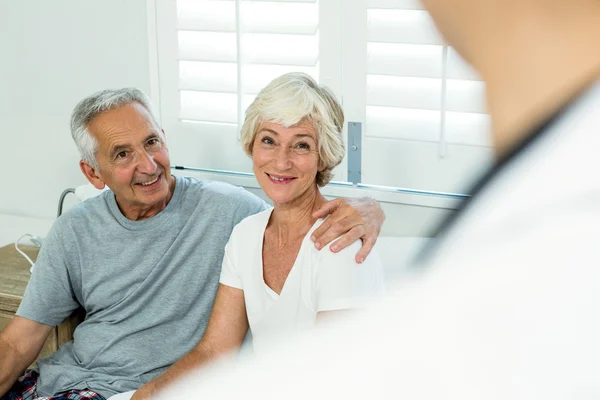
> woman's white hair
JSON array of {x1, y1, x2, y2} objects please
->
[
  {"x1": 70, "y1": 88, "x2": 160, "y2": 169},
  {"x1": 240, "y1": 72, "x2": 345, "y2": 187}
]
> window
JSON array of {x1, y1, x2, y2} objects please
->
[{"x1": 153, "y1": 0, "x2": 494, "y2": 196}]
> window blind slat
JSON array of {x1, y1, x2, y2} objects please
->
[
  {"x1": 179, "y1": 61, "x2": 238, "y2": 93},
  {"x1": 367, "y1": 43, "x2": 481, "y2": 82},
  {"x1": 180, "y1": 91, "x2": 238, "y2": 123},
  {"x1": 367, "y1": 0, "x2": 425, "y2": 10},
  {"x1": 242, "y1": 33, "x2": 319, "y2": 66},
  {"x1": 178, "y1": 1, "x2": 318, "y2": 35},
  {"x1": 366, "y1": 106, "x2": 492, "y2": 146},
  {"x1": 242, "y1": 64, "x2": 319, "y2": 93},
  {"x1": 367, "y1": 75, "x2": 442, "y2": 111},
  {"x1": 368, "y1": 43, "x2": 442, "y2": 78},
  {"x1": 367, "y1": 106, "x2": 440, "y2": 142},
  {"x1": 178, "y1": 31, "x2": 319, "y2": 65},
  {"x1": 242, "y1": 0, "x2": 317, "y2": 3},
  {"x1": 242, "y1": 2, "x2": 318, "y2": 35},
  {"x1": 180, "y1": 62, "x2": 320, "y2": 95},
  {"x1": 177, "y1": 0, "x2": 235, "y2": 32},
  {"x1": 178, "y1": 31, "x2": 237, "y2": 62},
  {"x1": 367, "y1": 76, "x2": 487, "y2": 115},
  {"x1": 368, "y1": 9, "x2": 443, "y2": 45}
]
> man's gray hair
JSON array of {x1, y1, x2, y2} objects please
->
[{"x1": 70, "y1": 88, "x2": 160, "y2": 169}]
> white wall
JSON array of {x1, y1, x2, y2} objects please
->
[{"x1": 0, "y1": 0, "x2": 152, "y2": 220}]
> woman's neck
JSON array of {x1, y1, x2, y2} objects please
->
[{"x1": 269, "y1": 186, "x2": 327, "y2": 245}]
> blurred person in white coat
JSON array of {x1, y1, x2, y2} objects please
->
[{"x1": 154, "y1": 0, "x2": 600, "y2": 398}]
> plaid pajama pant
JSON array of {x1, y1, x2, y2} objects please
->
[{"x1": 1, "y1": 370, "x2": 105, "y2": 400}]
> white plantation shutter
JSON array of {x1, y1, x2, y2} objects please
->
[
  {"x1": 338, "y1": 0, "x2": 494, "y2": 192},
  {"x1": 154, "y1": 0, "x2": 494, "y2": 194}
]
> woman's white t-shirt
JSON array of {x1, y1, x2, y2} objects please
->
[{"x1": 219, "y1": 208, "x2": 385, "y2": 353}]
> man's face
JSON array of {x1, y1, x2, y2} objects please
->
[{"x1": 84, "y1": 102, "x2": 173, "y2": 217}]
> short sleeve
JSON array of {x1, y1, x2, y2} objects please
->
[
  {"x1": 17, "y1": 219, "x2": 81, "y2": 326},
  {"x1": 219, "y1": 240, "x2": 243, "y2": 290},
  {"x1": 315, "y1": 241, "x2": 385, "y2": 312},
  {"x1": 231, "y1": 189, "x2": 269, "y2": 228}
]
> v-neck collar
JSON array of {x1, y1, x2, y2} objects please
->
[{"x1": 259, "y1": 208, "x2": 323, "y2": 298}]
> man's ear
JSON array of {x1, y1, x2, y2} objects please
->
[{"x1": 79, "y1": 160, "x2": 106, "y2": 190}]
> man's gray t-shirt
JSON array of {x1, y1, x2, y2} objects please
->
[{"x1": 17, "y1": 176, "x2": 267, "y2": 398}]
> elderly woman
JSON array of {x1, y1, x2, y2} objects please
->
[
  {"x1": 130, "y1": 73, "x2": 384, "y2": 399},
  {"x1": 223, "y1": 72, "x2": 385, "y2": 351}
]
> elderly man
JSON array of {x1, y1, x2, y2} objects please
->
[
  {"x1": 0, "y1": 88, "x2": 385, "y2": 400},
  {"x1": 154, "y1": 0, "x2": 600, "y2": 399}
]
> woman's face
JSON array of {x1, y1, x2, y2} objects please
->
[{"x1": 252, "y1": 120, "x2": 321, "y2": 206}]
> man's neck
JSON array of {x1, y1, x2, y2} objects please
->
[{"x1": 474, "y1": 2, "x2": 600, "y2": 158}]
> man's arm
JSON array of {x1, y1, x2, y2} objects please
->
[
  {"x1": 0, "y1": 316, "x2": 53, "y2": 397},
  {"x1": 131, "y1": 284, "x2": 248, "y2": 400},
  {"x1": 312, "y1": 197, "x2": 385, "y2": 263}
]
